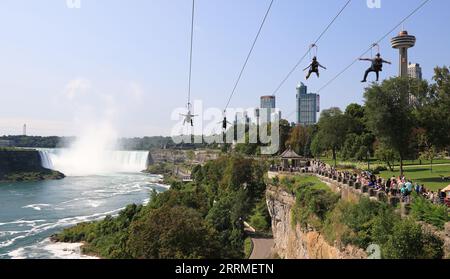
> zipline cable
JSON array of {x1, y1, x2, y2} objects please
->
[
  {"x1": 224, "y1": 0, "x2": 275, "y2": 112},
  {"x1": 187, "y1": 0, "x2": 195, "y2": 107},
  {"x1": 316, "y1": 0, "x2": 432, "y2": 94},
  {"x1": 271, "y1": 0, "x2": 352, "y2": 96},
  {"x1": 284, "y1": 0, "x2": 432, "y2": 122}
]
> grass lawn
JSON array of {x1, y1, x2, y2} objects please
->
[
  {"x1": 303, "y1": 176, "x2": 330, "y2": 191},
  {"x1": 378, "y1": 165, "x2": 450, "y2": 191},
  {"x1": 278, "y1": 174, "x2": 331, "y2": 193}
]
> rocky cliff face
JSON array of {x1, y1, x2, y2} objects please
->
[
  {"x1": 0, "y1": 149, "x2": 64, "y2": 182},
  {"x1": 266, "y1": 186, "x2": 366, "y2": 259}
]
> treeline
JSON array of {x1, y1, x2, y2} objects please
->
[
  {"x1": 251, "y1": 66, "x2": 449, "y2": 175},
  {"x1": 0, "y1": 135, "x2": 73, "y2": 148},
  {"x1": 53, "y1": 156, "x2": 270, "y2": 259},
  {"x1": 231, "y1": 67, "x2": 450, "y2": 175},
  {"x1": 0, "y1": 135, "x2": 218, "y2": 150},
  {"x1": 311, "y1": 67, "x2": 450, "y2": 174}
]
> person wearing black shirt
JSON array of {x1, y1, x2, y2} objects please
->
[{"x1": 359, "y1": 53, "x2": 391, "y2": 82}]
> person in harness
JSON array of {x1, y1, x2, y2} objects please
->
[
  {"x1": 221, "y1": 117, "x2": 232, "y2": 130},
  {"x1": 359, "y1": 53, "x2": 391, "y2": 82},
  {"x1": 304, "y1": 56, "x2": 327, "y2": 80}
]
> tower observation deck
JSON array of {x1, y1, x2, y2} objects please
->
[{"x1": 391, "y1": 30, "x2": 416, "y2": 77}]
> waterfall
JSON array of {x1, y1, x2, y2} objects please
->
[
  {"x1": 38, "y1": 150, "x2": 54, "y2": 170},
  {"x1": 38, "y1": 149, "x2": 150, "y2": 176}
]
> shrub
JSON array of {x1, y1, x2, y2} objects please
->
[
  {"x1": 249, "y1": 199, "x2": 271, "y2": 232},
  {"x1": 421, "y1": 232, "x2": 445, "y2": 259},
  {"x1": 410, "y1": 194, "x2": 449, "y2": 229},
  {"x1": 127, "y1": 206, "x2": 221, "y2": 259},
  {"x1": 322, "y1": 201, "x2": 353, "y2": 245},
  {"x1": 382, "y1": 218, "x2": 444, "y2": 259},
  {"x1": 293, "y1": 186, "x2": 340, "y2": 230},
  {"x1": 339, "y1": 198, "x2": 385, "y2": 248},
  {"x1": 372, "y1": 166, "x2": 388, "y2": 175}
]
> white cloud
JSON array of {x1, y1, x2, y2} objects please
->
[{"x1": 64, "y1": 78, "x2": 91, "y2": 100}]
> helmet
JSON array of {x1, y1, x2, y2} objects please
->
[{"x1": 376, "y1": 53, "x2": 381, "y2": 57}]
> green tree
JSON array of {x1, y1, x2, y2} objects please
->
[
  {"x1": 344, "y1": 103, "x2": 368, "y2": 135},
  {"x1": 374, "y1": 143, "x2": 398, "y2": 171},
  {"x1": 418, "y1": 131, "x2": 438, "y2": 172},
  {"x1": 315, "y1": 108, "x2": 351, "y2": 166},
  {"x1": 415, "y1": 67, "x2": 450, "y2": 150},
  {"x1": 310, "y1": 134, "x2": 323, "y2": 159},
  {"x1": 382, "y1": 218, "x2": 443, "y2": 259},
  {"x1": 278, "y1": 119, "x2": 293, "y2": 154},
  {"x1": 249, "y1": 198, "x2": 271, "y2": 232},
  {"x1": 341, "y1": 133, "x2": 375, "y2": 161},
  {"x1": 206, "y1": 191, "x2": 247, "y2": 258},
  {"x1": 364, "y1": 77, "x2": 418, "y2": 175},
  {"x1": 127, "y1": 206, "x2": 221, "y2": 259},
  {"x1": 234, "y1": 133, "x2": 259, "y2": 156},
  {"x1": 285, "y1": 125, "x2": 310, "y2": 156}
]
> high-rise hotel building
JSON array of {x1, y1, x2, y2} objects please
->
[{"x1": 296, "y1": 83, "x2": 320, "y2": 126}]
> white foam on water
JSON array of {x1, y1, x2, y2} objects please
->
[
  {"x1": 8, "y1": 238, "x2": 99, "y2": 259},
  {"x1": 7, "y1": 248, "x2": 26, "y2": 259},
  {"x1": 143, "y1": 198, "x2": 150, "y2": 206},
  {"x1": 86, "y1": 200, "x2": 104, "y2": 208},
  {"x1": 0, "y1": 231, "x2": 22, "y2": 237},
  {"x1": 22, "y1": 204, "x2": 52, "y2": 211},
  {"x1": 0, "y1": 208, "x2": 125, "y2": 250},
  {"x1": 155, "y1": 183, "x2": 171, "y2": 189},
  {"x1": 0, "y1": 219, "x2": 47, "y2": 227},
  {"x1": 0, "y1": 234, "x2": 29, "y2": 249}
]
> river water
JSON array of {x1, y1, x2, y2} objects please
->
[{"x1": 0, "y1": 149, "x2": 167, "y2": 259}]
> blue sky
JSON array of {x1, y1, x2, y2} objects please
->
[{"x1": 0, "y1": 0, "x2": 449, "y2": 137}]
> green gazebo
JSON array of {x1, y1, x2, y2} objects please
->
[{"x1": 280, "y1": 147, "x2": 305, "y2": 170}]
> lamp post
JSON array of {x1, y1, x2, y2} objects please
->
[{"x1": 367, "y1": 150, "x2": 371, "y2": 171}]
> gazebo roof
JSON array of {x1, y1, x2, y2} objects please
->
[{"x1": 280, "y1": 147, "x2": 302, "y2": 159}]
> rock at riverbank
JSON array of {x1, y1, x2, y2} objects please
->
[{"x1": 0, "y1": 149, "x2": 65, "y2": 182}]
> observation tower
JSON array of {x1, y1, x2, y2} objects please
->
[{"x1": 391, "y1": 30, "x2": 416, "y2": 77}]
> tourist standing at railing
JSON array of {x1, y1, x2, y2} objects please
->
[
  {"x1": 391, "y1": 180, "x2": 398, "y2": 196},
  {"x1": 415, "y1": 183, "x2": 421, "y2": 195},
  {"x1": 398, "y1": 180, "x2": 405, "y2": 195},
  {"x1": 439, "y1": 190, "x2": 446, "y2": 204},
  {"x1": 433, "y1": 192, "x2": 440, "y2": 204},
  {"x1": 420, "y1": 185, "x2": 427, "y2": 196},
  {"x1": 385, "y1": 178, "x2": 391, "y2": 194}
]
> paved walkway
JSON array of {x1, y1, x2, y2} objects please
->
[
  {"x1": 249, "y1": 237, "x2": 274, "y2": 259},
  {"x1": 244, "y1": 222, "x2": 274, "y2": 259}
]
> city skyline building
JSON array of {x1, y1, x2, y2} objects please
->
[
  {"x1": 260, "y1": 95, "x2": 280, "y2": 124},
  {"x1": 408, "y1": 62, "x2": 423, "y2": 80},
  {"x1": 296, "y1": 83, "x2": 320, "y2": 126}
]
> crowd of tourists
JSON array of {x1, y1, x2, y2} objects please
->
[{"x1": 310, "y1": 161, "x2": 448, "y2": 206}]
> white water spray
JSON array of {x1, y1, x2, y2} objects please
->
[{"x1": 39, "y1": 122, "x2": 149, "y2": 176}]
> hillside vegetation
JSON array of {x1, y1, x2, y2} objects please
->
[
  {"x1": 279, "y1": 176, "x2": 445, "y2": 259},
  {"x1": 53, "y1": 156, "x2": 270, "y2": 259}
]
